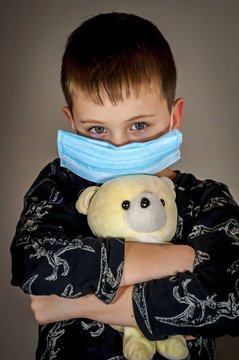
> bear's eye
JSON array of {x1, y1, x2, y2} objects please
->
[
  {"x1": 141, "y1": 197, "x2": 150, "y2": 208},
  {"x1": 160, "y1": 199, "x2": 165, "y2": 206},
  {"x1": 122, "y1": 200, "x2": 130, "y2": 210}
]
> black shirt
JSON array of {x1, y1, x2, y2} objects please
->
[{"x1": 11, "y1": 159, "x2": 239, "y2": 359}]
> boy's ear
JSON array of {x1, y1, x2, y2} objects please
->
[
  {"x1": 172, "y1": 97, "x2": 184, "y2": 129},
  {"x1": 62, "y1": 106, "x2": 75, "y2": 131}
]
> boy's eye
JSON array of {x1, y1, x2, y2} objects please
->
[
  {"x1": 90, "y1": 126, "x2": 106, "y2": 134},
  {"x1": 132, "y1": 122, "x2": 147, "y2": 131}
]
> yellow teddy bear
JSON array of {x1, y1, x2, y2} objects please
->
[{"x1": 76, "y1": 174, "x2": 189, "y2": 360}]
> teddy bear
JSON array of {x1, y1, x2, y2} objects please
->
[{"x1": 76, "y1": 174, "x2": 189, "y2": 360}]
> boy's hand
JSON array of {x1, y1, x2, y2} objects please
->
[{"x1": 30, "y1": 294, "x2": 84, "y2": 324}]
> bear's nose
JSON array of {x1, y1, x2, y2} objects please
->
[{"x1": 140, "y1": 197, "x2": 151, "y2": 208}]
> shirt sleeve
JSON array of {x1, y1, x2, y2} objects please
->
[
  {"x1": 10, "y1": 160, "x2": 125, "y2": 303},
  {"x1": 132, "y1": 179, "x2": 239, "y2": 339}
]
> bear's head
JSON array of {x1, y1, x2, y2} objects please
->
[{"x1": 76, "y1": 175, "x2": 177, "y2": 243}]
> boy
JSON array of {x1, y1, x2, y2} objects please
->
[{"x1": 11, "y1": 12, "x2": 239, "y2": 360}]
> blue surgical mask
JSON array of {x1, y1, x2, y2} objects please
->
[{"x1": 57, "y1": 129, "x2": 182, "y2": 183}]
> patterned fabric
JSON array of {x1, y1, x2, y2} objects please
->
[
  {"x1": 11, "y1": 159, "x2": 239, "y2": 359},
  {"x1": 11, "y1": 159, "x2": 125, "y2": 302}
]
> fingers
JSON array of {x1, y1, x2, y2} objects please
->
[{"x1": 184, "y1": 335, "x2": 196, "y2": 340}]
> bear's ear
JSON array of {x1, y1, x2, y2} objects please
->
[
  {"x1": 160, "y1": 177, "x2": 176, "y2": 199},
  {"x1": 76, "y1": 186, "x2": 99, "y2": 215},
  {"x1": 160, "y1": 176, "x2": 174, "y2": 189}
]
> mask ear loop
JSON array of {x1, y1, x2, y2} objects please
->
[
  {"x1": 73, "y1": 121, "x2": 78, "y2": 135},
  {"x1": 169, "y1": 111, "x2": 174, "y2": 131}
]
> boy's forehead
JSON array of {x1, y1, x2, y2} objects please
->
[
  {"x1": 71, "y1": 81, "x2": 164, "y2": 107},
  {"x1": 70, "y1": 82, "x2": 169, "y2": 122}
]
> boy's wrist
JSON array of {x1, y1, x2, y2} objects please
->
[{"x1": 73, "y1": 294, "x2": 96, "y2": 319}]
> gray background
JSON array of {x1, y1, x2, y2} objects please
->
[{"x1": 1, "y1": 1, "x2": 238, "y2": 359}]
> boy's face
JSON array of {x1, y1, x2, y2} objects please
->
[{"x1": 63, "y1": 84, "x2": 184, "y2": 146}]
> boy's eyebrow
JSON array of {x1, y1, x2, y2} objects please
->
[
  {"x1": 80, "y1": 114, "x2": 157, "y2": 124},
  {"x1": 125, "y1": 114, "x2": 157, "y2": 122}
]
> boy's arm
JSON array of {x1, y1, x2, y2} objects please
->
[
  {"x1": 30, "y1": 241, "x2": 195, "y2": 325},
  {"x1": 121, "y1": 242, "x2": 195, "y2": 286},
  {"x1": 30, "y1": 287, "x2": 135, "y2": 326}
]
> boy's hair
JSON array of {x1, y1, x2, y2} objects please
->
[{"x1": 61, "y1": 12, "x2": 177, "y2": 112}]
